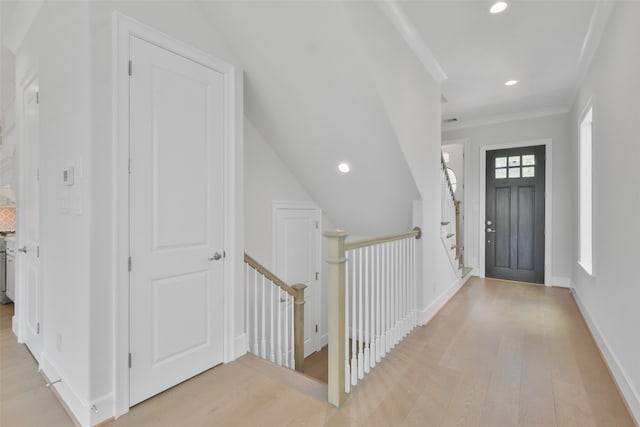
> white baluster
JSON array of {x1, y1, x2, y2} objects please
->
[
  {"x1": 345, "y1": 256, "x2": 351, "y2": 394},
  {"x1": 290, "y1": 293, "x2": 295, "y2": 369},
  {"x1": 270, "y1": 281, "x2": 275, "y2": 363},
  {"x1": 370, "y1": 245, "x2": 377, "y2": 369},
  {"x1": 376, "y1": 244, "x2": 382, "y2": 363},
  {"x1": 245, "y1": 265, "x2": 249, "y2": 352},
  {"x1": 351, "y1": 249, "x2": 357, "y2": 386},
  {"x1": 358, "y1": 248, "x2": 364, "y2": 380},
  {"x1": 277, "y1": 287, "x2": 282, "y2": 366},
  {"x1": 364, "y1": 246, "x2": 370, "y2": 374},
  {"x1": 261, "y1": 276, "x2": 266, "y2": 359},
  {"x1": 386, "y1": 241, "x2": 391, "y2": 354},
  {"x1": 253, "y1": 268, "x2": 259, "y2": 354},
  {"x1": 284, "y1": 288, "x2": 289, "y2": 368}
]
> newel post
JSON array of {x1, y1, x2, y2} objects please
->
[
  {"x1": 292, "y1": 284, "x2": 307, "y2": 373},
  {"x1": 324, "y1": 229, "x2": 349, "y2": 407}
]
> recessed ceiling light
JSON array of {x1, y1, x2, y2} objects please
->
[
  {"x1": 505, "y1": 79, "x2": 519, "y2": 86},
  {"x1": 490, "y1": 1, "x2": 508, "y2": 14},
  {"x1": 338, "y1": 162, "x2": 350, "y2": 173}
]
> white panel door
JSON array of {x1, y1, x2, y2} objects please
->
[
  {"x1": 274, "y1": 206, "x2": 321, "y2": 357},
  {"x1": 20, "y1": 78, "x2": 41, "y2": 361},
  {"x1": 129, "y1": 36, "x2": 225, "y2": 406}
]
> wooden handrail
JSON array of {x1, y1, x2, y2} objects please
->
[
  {"x1": 244, "y1": 252, "x2": 306, "y2": 373},
  {"x1": 441, "y1": 153, "x2": 456, "y2": 201},
  {"x1": 345, "y1": 226, "x2": 422, "y2": 251},
  {"x1": 244, "y1": 252, "x2": 299, "y2": 298}
]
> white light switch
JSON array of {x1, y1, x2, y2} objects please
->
[{"x1": 63, "y1": 167, "x2": 75, "y2": 186}]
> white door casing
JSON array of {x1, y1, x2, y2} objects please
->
[
  {"x1": 273, "y1": 203, "x2": 322, "y2": 357},
  {"x1": 128, "y1": 36, "x2": 225, "y2": 405},
  {"x1": 18, "y1": 75, "x2": 42, "y2": 361}
]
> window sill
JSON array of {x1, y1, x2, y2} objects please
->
[{"x1": 578, "y1": 261, "x2": 594, "y2": 277}]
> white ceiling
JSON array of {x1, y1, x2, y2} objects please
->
[{"x1": 398, "y1": 0, "x2": 601, "y2": 128}]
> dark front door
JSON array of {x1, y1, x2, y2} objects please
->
[{"x1": 486, "y1": 145, "x2": 545, "y2": 283}]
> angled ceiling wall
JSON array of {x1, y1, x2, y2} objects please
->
[{"x1": 201, "y1": 1, "x2": 432, "y2": 236}]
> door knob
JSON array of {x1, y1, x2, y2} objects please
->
[
  {"x1": 208, "y1": 252, "x2": 222, "y2": 261},
  {"x1": 18, "y1": 246, "x2": 27, "y2": 254}
]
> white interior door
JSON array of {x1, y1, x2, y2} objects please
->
[
  {"x1": 129, "y1": 36, "x2": 225, "y2": 406},
  {"x1": 274, "y1": 204, "x2": 321, "y2": 357},
  {"x1": 20, "y1": 78, "x2": 41, "y2": 361}
]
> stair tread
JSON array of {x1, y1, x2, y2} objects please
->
[
  {"x1": 446, "y1": 233, "x2": 455, "y2": 239},
  {"x1": 440, "y1": 221, "x2": 450, "y2": 226}
]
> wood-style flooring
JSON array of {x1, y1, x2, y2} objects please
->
[
  {"x1": 0, "y1": 303, "x2": 75, "y2": 426},
  {"x1": 1, "y1": 277, "x2": 636, "y2": 426}
]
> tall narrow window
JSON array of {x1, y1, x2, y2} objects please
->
[{"x1": 579, "y1": 106, "x2": 593, "y2": 275}]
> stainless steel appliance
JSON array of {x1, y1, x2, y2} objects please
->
[{"x1": 0, "y1": 231, "x2": 15, "y2": 304}]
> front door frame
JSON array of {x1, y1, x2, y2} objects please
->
[
  {"x1": 113, "y1": 12, "x2": 242, "y2": 417},
  {"x1": 479, "y1": 138, "x2": 552, "y2": 286}
]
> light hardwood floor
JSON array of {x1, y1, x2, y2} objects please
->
[{"x1": 1, "y1": 277, "x2": 636, "y2": 426}]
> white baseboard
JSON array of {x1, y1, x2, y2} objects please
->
[
  {"x1": 551, "y1": 276, "x2": 572, "y2": 288},
  {"x1": 12, "y1": 315, "x2": 18, "y2": 337},
  {"x1": 234, "y1": 333, "x2": 248, "y2": 360},
  {"x1": 320, "y1": 333, "x2": 328, "y2": 348},
  {"x1": 572, "y1": 288, "x2": 640, "y2": 425},
  {"x1": 417, "y1": 274, "x2": 471, "y2": 326},
  {"x1": 90, "y1": 393, "x2": 114, "y2": 426},
  {"x1": 40, "y1": 353, "x2": 92, "y2": 426}
]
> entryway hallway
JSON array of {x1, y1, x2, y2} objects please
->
[{"x1": 1, "y1": 277, "x2": 634, "y2": 426}]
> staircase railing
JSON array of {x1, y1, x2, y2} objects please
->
[
  {"x1": 441, "y1": 154, "x2": 463, "y2": 270},
  {"x1": 244, "y1": 253, "x2": 306, "y2": 372},
  {"x1": 324, "y1": 227, "x2": 422, "y2": 407}
]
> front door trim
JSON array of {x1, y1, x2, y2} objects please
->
[
  {"x1": 479, "y1": 138, "x2": 552, "y2": 286},
  {"x1": 113, "y1": 12, "x2": 242, "y2": 418}
]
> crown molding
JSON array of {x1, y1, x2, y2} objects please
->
[
  {"x1": 442, "y1": 106, "x2": 570, "y2": 132},
  {"x1": 376, "y1": 0, "x2": 447, "y2": 85}
]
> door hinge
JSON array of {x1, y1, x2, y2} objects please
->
[
  {"x1": 128, "y1": 60, "x2": 133, "y2": 76},
  {"x1": 315, "y1": 324, "x2": 318, "y2": 333},
  {"x1": 37, "y1": 323, "x2": 40, "y2": 334},
  {"x1": 315, "y1": 221, "x2": 319, "y2": 229},
  {"x1": 36, "y1": 168, "x2": 40, "y2": 181},
  {"x1": 37, "y1": 246, "x2": 40, "y2": 258},
  {"x1": 315, "y1": 272, "x2": 319, "y2": 280},
  {"x1": 36, "y1": 92, "x2": 39, "y2": 104},
  {"x1": 128, "y1": 353, "x2": 132, "y2": 368},
  {"x1": 128, "y1": 256, "x2": 132, "y2": 272}
]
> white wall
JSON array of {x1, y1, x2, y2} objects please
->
[
  {"x1": 244, "y1": 116, "x2": 337, "y2": 350},
  {"x1": 12, "y1": 2, "x2": 245, "y2": 424},
  {"x1": 15, "y1": 0, "x2": 93, "y2": 413},
  {"x1": 88, "y1": 2, "x2": 245, "y2": 422},
  {"x1": 443, "y1": 113, "x2": 573, "y2": 283},
  {"x1": 344, "y1": 2, "x2": 457, "y2": 319},
  {"x1": 570, "y1": 2, "x2": 640, "y2": 421}
]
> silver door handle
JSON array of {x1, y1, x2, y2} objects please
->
[
  {"x1": 208, "y1": 252, "x2": 222, "y2": 261},
  {"x1": 18, "y1": 246, "x2": 27, "y2": 253}
]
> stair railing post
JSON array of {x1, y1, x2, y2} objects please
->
[
  {"x1": 292, "y1": 284, "x2": 307, "y2": 373},
  {"x1": 325, "y1": 229, "x2": 349, "y2": 407}
]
